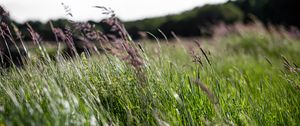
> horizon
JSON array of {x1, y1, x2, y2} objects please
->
[{"x1": 1, "y1": 0, "x2": 227, "y2": 23}]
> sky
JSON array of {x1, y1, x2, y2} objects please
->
[{"x1": 1, "y1": 0, "x2": 227, "y2": 23}]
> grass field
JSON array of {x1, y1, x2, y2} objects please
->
[{"x1": 0, "y1": 25, "x2": 300, "y2": 126}]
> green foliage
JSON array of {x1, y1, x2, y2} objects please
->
[
  {"x1": 0, "y1": 29, "x2": 300, "y2": 125},
  {"x1": 194, "y1": 3, "x2": 244, "y2": 24},
  {"x1": 125, "y1": 3, "x2": 244, "y2": 39},
  {"x1": 233, "y1": 0, "x2": 300, "y2": 27}
]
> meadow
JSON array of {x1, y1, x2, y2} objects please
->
[{"x1": 0, "y1": 24, "x2": 300, "y2": 126}]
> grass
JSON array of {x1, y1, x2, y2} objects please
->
[{"x1": 0, "y1": 27, "x2": 300, "y2": 126}]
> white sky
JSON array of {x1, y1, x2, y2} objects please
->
[{"x1": 1, "y1": 0, "x2": 227, "y2": 23}]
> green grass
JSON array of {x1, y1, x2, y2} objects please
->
[{"x1": 0, "y1": 29, "x2": 300, "y2": 126}]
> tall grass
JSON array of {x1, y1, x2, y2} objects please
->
[
  {"x1": 1, "y1": 5, "x2": 300, "y2": 125},
  {"x1": 1, "y1": 23, "x2": 300, "y2": 126}
]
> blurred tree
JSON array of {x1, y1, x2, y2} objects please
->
[
  {"x1": 266, "y1": 0, "x2": 299, "y2": 28},
  {"x1": 159, "y1": 3, "x2": 243, "y2": 37},
  {"x1": 126, "y1": 3, "x2": 243, "y2": 39},
  {"x1": 233, "y1": 0, "x2": 300, "y2": 28}
]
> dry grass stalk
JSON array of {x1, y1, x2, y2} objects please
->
[{"x1": 194, "y1": 79, "x2": 218, "y2": 105}]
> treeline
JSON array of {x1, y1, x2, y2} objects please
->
[
  {"x1": 233, "y1": 0, "x2": 299, "y2": 27},
  {"x1": 126, "y1": 0, "x2": 300, "y2": 39},
  {"x1": 125, "y1": 3, "x2": 244, "y2": 39},
  {"x1": 7, "y1": 0, "x2": 300, "y2": 41}
]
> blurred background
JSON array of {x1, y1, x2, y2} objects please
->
[{"x1": 1, "y1": 0, "x2": 299, "y2": 41}]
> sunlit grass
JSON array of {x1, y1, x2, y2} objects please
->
[{"x1": 0, "y1": 30, "x2": 300, "y2": 125}]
